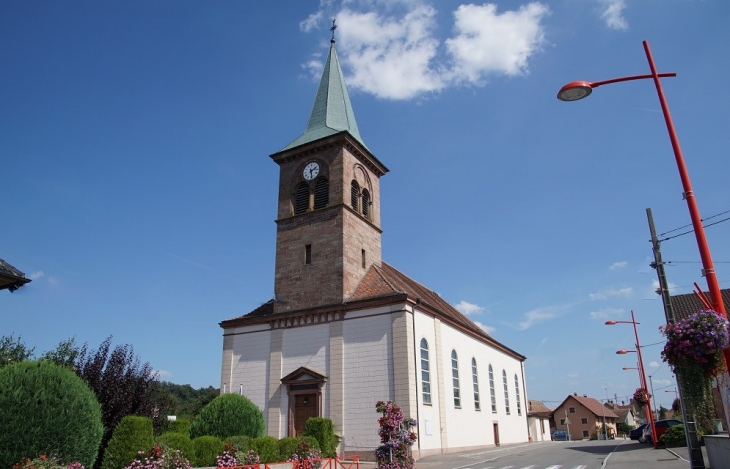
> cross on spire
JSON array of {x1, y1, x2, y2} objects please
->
[{"x1": 330, "y1": 19, "x2": 337, "y2": 43}]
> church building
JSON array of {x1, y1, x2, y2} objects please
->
[{"x1": 219, "y1": 35, "x2": 529, "y2": 458}]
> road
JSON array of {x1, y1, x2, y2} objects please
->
[{"x1": 412, "y1": 438, "x2": 702, "y2": 469}]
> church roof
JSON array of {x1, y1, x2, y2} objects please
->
[
  {"x1": 281, "y1": 40, "x2": 367, "y2": 152},
  {"x1": 351, "y1": 263, "x2": 489, "y2": 340}
]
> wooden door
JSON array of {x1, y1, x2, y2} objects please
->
[
  {"x1": 493, "y1": 423, "x2": 500, "y2": 446},
  {"x1": 294, "y1": 394, "x2": 317, "y2": 436}
]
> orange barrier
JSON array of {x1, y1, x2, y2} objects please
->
[{"x1": 223, "y1": 456, "x2": 360, "y2": 469}]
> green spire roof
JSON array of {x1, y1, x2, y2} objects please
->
[{"x1": 282, "y1": 40, "x2": 367, "y2": 151}]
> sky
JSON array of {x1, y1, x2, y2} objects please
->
[{"x1": 2, "y1": 0, "x2": 729, "y2": 412}]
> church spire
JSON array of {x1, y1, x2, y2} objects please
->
[{"x1": 282, "y1": 22, "x2": 367, "y2": 151}]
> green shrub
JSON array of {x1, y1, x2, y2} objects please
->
[
  {"x1": 101, "y1": 416, "x2": 154, "y2": 469},
  {"x1": 189, "y1": 393, "x2": 265, "y2": 440},
  {"x1": 224, "y1": 435, "x2": 252, "y2": 453},
  {"x1": 192, "y1": 435, "x2": 224, "y2": 467},
  {"x1": 167, "y1": 418, "x2": 192, "y2": 436},
  {"x1": 0, "y1": 360, "x2": 104, "y2": 469},
  {"x1": 157, "y1": 432, "x2": 194, "y2": 461},
  {"x1": 304, "y1": 418, "x2": 335, "y2": 457},
  {"x1": 278, "y1": 437, "x2": 299, "y2": 461},
  {"x1": 660, "y1": 425, "x2": 687, "y2": 447},
  {"x1": 251, "y1": 436, "x2": 280, "y2": 463}
]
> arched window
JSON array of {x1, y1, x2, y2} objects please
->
[
  {"x1": 502, "y1": 370, "x2": 510, "y2": 415},
  {"x1": 350, "y1": 181, "x2": 359, "y2": 212},
  {"x1": 488, "y1": 364, "x2": 496, "y2": 413},
  {"x1": 514, "y1": 374, "x2": 522, "y2": 416},
  {"x1": 420, "y1": 339, "x2": 431, "y2": 405},
  {"x1": 472, "y1": 358, "x2": 480, "y2": 411},
  {"x1": 313, "y1": 178, "x2": 329, "y2": 210},
  {"x1": 451, "y1": 350, "x2": 460, "y2": 408},
  {"x1": 361, "y1": 189, "x2": 370, "y2": 219},
  {"x1": 294, "y1": 182, "x2": 309, "y2": 215}
]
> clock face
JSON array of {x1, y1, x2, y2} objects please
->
[{"x1": 303, "y1": 162, "x2": 320, "y2": 180}]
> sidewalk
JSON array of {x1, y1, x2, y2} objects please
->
[{"x1": 605, "y1": 441, "x2": 709, "y2": 469}]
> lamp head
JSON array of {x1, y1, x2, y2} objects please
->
[
  {"x1": 616, "y1": 349, "x2": 631, "y2": 355},
  {"x1": 605, "y1": 320, "x2": 617, "y2": 325},
  {"x1": 557, "y1": 81, "x2": 593, "y2": 101}
]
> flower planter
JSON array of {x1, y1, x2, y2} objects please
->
[{"x1": 704, "y1": 434, "x2": 730, "y2": 469}]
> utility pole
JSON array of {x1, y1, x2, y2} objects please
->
[{"x1": 647, "y1": 207, "x2": 704, "y2": 468}]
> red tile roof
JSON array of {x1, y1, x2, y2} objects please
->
[{"x1": 669, "y1": 289, "x2": 730, "y2": 321}]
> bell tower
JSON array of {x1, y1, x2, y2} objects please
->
[{"x1": 269, "y1": 36, "x2": 388, "y2": 314}]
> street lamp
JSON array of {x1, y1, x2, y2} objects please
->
[
  {"x1": 607, "y1": 311, "x2": 658, "y2": 448},
  {"x1": 558, "y1": 40, "x2": 729, "y2": 368}
]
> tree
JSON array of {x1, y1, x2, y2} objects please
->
[
  {"x1": 672, "y1": 397, "x2": 681, "y2": 413},
  {"x1": 41, "y1": 337, "x2": 81, "y2": 368},
  {"x1": 659, "y1": 406, "x2": 668, "y2": 420},
  {"x1": 73, "y1": 336, "x2": 159, "y2": 468},
  {"x1": 0, "y1": 334, "x2": 34, "y2": 368}
]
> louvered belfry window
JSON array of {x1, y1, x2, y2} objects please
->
[
  {"x1": 313, "y1": 178, "x2": 329, "y2": 210},
  {"x1": 350, "y1": 181, "x2": 359, "y2": 212},
  {"x1": 294, "y1": 182, "x2": 309, "y2": 215},
  {"x1": 361, "y1": 189, "x2": 370, "y2": 218}
]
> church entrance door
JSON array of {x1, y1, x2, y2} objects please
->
[
  {"x1": 294, "y1": 393, "x2": 317, "y2": 436},
  {"x1": 493, "y1": 423, "x2": 500, "y2": 446}
]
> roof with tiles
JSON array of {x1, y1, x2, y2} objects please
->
[
  {"x1": 0, "y1": 258, "x2": 31, "y2": 292},
  {"x1": 669, "y1": 288, "x2": 730, "y2": 321},
  {"x1": 528, "y1": 400, "x2": 553, "y2": 418},
  {"x1": 280, "y1": 40, "x2": 367, "y2": 152},
  {"x1": 351, "y1": 262, "x2": 501, "y2": 345}
]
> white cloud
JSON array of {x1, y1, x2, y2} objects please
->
[
  {"x1": 609, "y1": 261, "x2": 627, "y2": 270},
  {"x1": 156, "y1": 369, "x2": 173, "y2": 379},
  {"x1": 30, "y1": 271, "x2": 45, "y2": 280},
  {"x1": 445, "y1": 3, "x2": 550, "y2": 84},
  {"x1": 518, "y1": 307, "x2": 559, "y2": 330},
  {"x1": 589, "y1": 307, "x2": 624, "y2": 320},
  {"x1": 474, "y1": 321, "x2": 496, "y2": 335},
  {"x1": 453, "y1": 300, "x2": 484, "y2": 316},
  {"x1": 600, "y1": 0, "x2": 628, "y2": 30},
  {"x1": 589, "y1": 287, "x2": 632, "y2": 300},
  {"x1": 301, "y1": 1, "x2": 550, "y2": 100},
  {"x1": 337, "y1": 6, "x2": 444, "y2": 99},
  {"x1": 648, "y1": 361, "x2": 660, "y2": 369}
]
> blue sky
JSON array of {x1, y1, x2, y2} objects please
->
[{"x1": 2, "y1": 0, "x2": 729, "y2": 411}]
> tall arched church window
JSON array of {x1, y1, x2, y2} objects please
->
[
  {"x1": 313, "y1": 178, "x2": 329, "y2": 210},
  {"x1": 451, "y1": 350, "x2": 461, "y2": 408},
  {"x1": 472, "y1": 358, "x2": 480, "y2": 411},
  {"x1": 514, "y1": 374, "x2": 522, "y2": 416},
  {"x1": 361, "y1": 189, "x2": 370, "y2": 219},
  {"x1": 420, "y1": 339, "x2": 431, "y2": 405},
  {"x1": 350, "y1": 181, "x2": 359, "y2": 212},
  {"x1": 294, "y1": 182, "x2": 310, "y2": 215},
  {"x1": 489, "y1": 364, "x2": 497, "y2": 412},
  {"x1": 502, "y1": 370, "x2": 510, "y2": 415}
]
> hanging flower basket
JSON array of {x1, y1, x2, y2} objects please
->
[
  {"x1": 633, "y1": 388, "x2": 649, "y2": 406},
  {"x1": 660, "y1": 309, "x2": 729, "y2": 377}
]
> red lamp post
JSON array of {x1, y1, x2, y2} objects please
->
[
  {"x1": 607, "y1": 310, "x2": 658, "y2": 448},
  {"x1": 558, "y1": 40, "x2": 729, "y2": 371}
]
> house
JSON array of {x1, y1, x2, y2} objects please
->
[
  {"x1": 604, "y1": 402, "x2": 637, "y2": 433},
  {"x1": 552, "y1": 394, "x2": 618, "y2": 440},
  {"x1": 218, "y1": 35, "x2": 529, "y2": 459},
  {"x1": 527, "y1": 400, "x2": 552, "y2": 442},
  {"x1": 0, "y1": 258, "x2": 31, "y2": 292}
]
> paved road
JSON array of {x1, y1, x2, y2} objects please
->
[{"x1": 412, "y1": 438, "x2": 708, "y2": 469}]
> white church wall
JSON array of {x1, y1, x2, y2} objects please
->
[
  {"x1": 436, "y1": 320, "x2": 528, "y2": 449},
  {"x1": 412, "y1": 310, "x2": 443, "y2": 453},
  {"x1": 228, "y1": 328, "x2": 272, "y2": 413},
  {"x1": 342, "y1": 311, "x2": 394, "y2": 454}
]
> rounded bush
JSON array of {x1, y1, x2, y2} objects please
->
[
  {"x1": 157, "y1": 432, "x2": 194, "y2": 461},
  {"x1": 298, "y1": 436, "x2": 321, "y2": 451},
  {"x1": 101, "y1": 415, "x2": 154, "y2": 469},
  {"x1": 660, "y1": 425, "x2": 687, "y2": 447},
  {"x1": 191, "y1": 435, "x2": 224, "y2": 467},
  {"x1": 277, "y1": 437, "x2": 299, "y2": 461},
  {"x1": 189, "y1": 393, "x2": 265, "y2": 440},
  {"x1": 304, "y1": 418, "x2": 335, "y2": 457},
  {"x1": 0, "y1": 360, "x2": 104, "y2": 469},
  {"x1": 251, "y1": 436, "x2": 280, "y2": 463}
]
